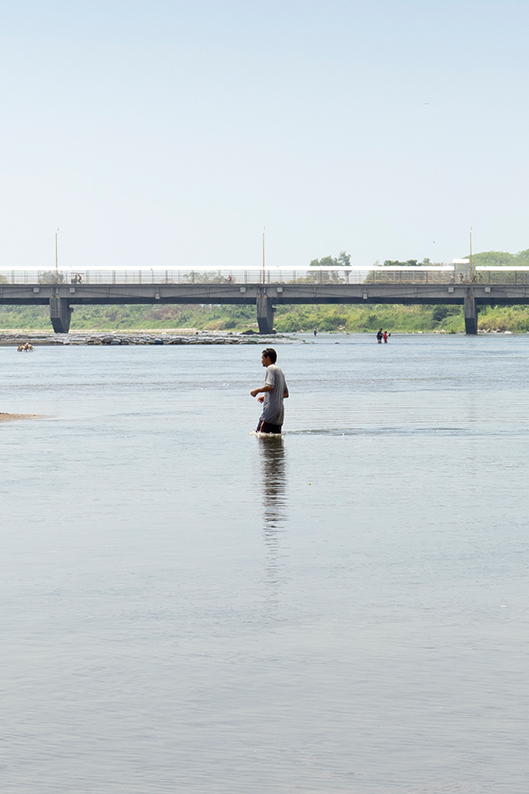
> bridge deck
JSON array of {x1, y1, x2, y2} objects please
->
[{"x1": 1, "y1": 281, "x2": 528, "y2": 305}]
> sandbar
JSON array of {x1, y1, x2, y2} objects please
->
[{"x1": 0, "y1": 413, "x2": 46, "y2": 422}]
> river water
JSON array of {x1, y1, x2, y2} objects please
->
[{"x1": 1, "y1": 333, "x2": 528, "y2": 793}]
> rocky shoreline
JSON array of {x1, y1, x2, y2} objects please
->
[{"x1": 0, "y1": 330, "x2": 295, "y2": 346}]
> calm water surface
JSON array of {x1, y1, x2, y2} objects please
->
[{"x1": 1, "y1": 334, "x2": 528, "y2": 793}]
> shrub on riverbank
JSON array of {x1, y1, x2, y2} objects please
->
[
  {"x1": 273, "y1": 304, "x2": 465, "y2": 333},
  {"x1": 2, "y1": 302, "x2": 529, "y2": 333}
]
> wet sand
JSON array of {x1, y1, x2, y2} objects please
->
[{"x1": 0, "y1": 413, "x2": 46, "y2": 422}]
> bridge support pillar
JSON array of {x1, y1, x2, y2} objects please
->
[
  {"x1": 256, "y1": 294, "x2": 275, "y2": 334},
  {"x1": 49, "y1": 296, "x2": 73, "y2": 333},
  {"x1": 464, "y1": 295, "x2": 478, "y2": 335}
]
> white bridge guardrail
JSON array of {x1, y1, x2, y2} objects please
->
[
  {"x1": 1, "y1": 265, "x2": 528, "y2": 286},
  {"x1": 0, "y1": 265, "x2": 457, "y2": 286}
]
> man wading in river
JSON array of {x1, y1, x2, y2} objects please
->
[{"x1": 251, "y1": 348, "x2": 289, "y2": 434}]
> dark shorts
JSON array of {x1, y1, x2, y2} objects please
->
[{"x1": 256, "y1": 420, "x2": 282, "y2": 434}]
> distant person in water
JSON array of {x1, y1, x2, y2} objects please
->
[
  {"x1": 383, "y1": 331, "x2": 390, "y2": 343},
  {"x1": 376, "y1": 329, "x2": 383, "y2": 343},
  {"x1": 314, "y1": 328, "x2": 317, "y2": 336},
  {"x1": 251, "y1": 348, "x2": 289, "y2": 434}
]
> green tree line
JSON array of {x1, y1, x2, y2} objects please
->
[{"x1": 3, "y1": 301, "x2": 529, "y2": 333}]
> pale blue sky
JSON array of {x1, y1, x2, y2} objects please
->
[{"x1": 1, "y1": 0, "x2": 528, "y2": 270}]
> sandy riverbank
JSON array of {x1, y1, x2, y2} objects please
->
[{"x1": 0, "y1": 413, "x2": 46, "y2": 422}]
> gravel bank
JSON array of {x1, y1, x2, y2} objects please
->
[{"x1": 0, "y1": 331, "x2": 296, "y2": 346}]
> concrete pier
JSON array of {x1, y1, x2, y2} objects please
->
[
  {"x1": 49, "y1": 296, "x2": 73, "y2": 334},
  {"x1": 256, "y1": 293, "x2": 275, "y2": 334},
  {"x1": 464, "y1": 294, "x2": 478, "y2": 335}
]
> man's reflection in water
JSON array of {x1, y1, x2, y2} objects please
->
[{"x1": 259, "y1": 436, "x2": 287, "y2": 613}]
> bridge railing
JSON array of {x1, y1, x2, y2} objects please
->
[
  {"x1": 476, "y1": 267, "x2": 529, "y2": 284},
  {"x1": 3, "y1": 266, "x2": 529, "y2": 286},
  {"x1": 0, "y1": 266, "x2": 457, "y2": 286}
]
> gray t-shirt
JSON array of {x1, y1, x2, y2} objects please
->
[{"x1": 260, "y1": 364, "x2": 288, "y2": 426}]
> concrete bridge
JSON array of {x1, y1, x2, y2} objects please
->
[{"x1": 0, "y1": 267, "x2": 528, "y2": 334}]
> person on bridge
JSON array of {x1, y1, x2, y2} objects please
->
[
  {"x1": 376, "y1": 329, "x2": 383, "y2": 343},
  {"x1": 251, "y1": 348, "x2": 289, "y2": 434}
]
